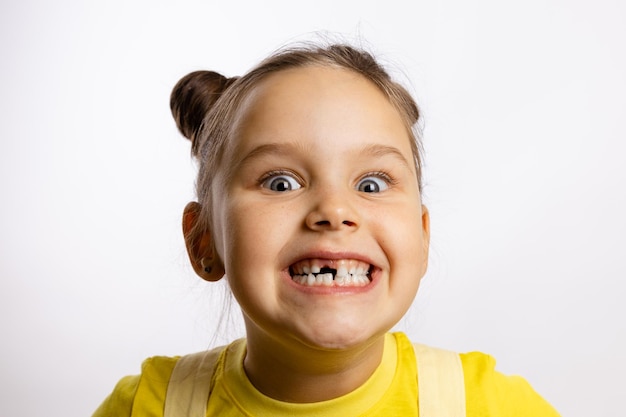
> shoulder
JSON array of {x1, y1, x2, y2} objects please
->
[
  {"x1": 459, "y1": 351, "x2": 561, "y2": 416},
  {"x1": 394, "y1": 333, "x2": 560, "y2": 417},
  {"x1": 92, "y1": 356, "x2": 180, "y2": 417}
]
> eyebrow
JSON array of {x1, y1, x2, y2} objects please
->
[
  {"x1": 235, "y1": 142, "x2": 302, "y2": 169},
  {"x1": 359, "y1": 143, "x2": 412, "y2": 170},
  {"x1": 235, "y1": 141, "x2": 412, "y2": 170}
]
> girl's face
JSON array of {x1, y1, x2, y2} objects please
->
[{"x1": 208, "y1": 66, "x2": 429, "y2": 351}]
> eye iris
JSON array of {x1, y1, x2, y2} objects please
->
[
  {"x1": 359, "y1": 179, "x2": 380, "y2": 193},
  {"x1": 271, "y1": 177, "x2": 292, "y2": 192}
]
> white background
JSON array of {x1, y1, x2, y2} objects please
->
[{"x1": 1, "y1": 0, "x2": 625, "y2": 415}]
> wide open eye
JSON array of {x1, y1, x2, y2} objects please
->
[
  {"x1": 261, "y1": 173, "x2": 302, "y2": 192},
  {"x1": 356, "y1": 175, "x2": 389, "y2": 193}
]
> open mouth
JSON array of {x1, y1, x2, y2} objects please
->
[{"x1": 289, "y1": 259, "x2": 373, "y2": 287}]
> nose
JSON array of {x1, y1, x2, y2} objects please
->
[{"x1": 305, "y1": 189, "x2": 360, "y2": 231}]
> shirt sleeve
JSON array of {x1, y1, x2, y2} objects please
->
[
  {"x1": 461, "y1": 351, "x2": 561, "y2": 416},
  {"x1": 92, "y1": 374, "x2": 141, "y2": 417},
  {"x1": 91, "y1": 356, "x2": 179, "y2": 417}
]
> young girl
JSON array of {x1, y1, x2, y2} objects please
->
[{"x1": 94, "y1": 43, "x2": 560, "y2": 416}]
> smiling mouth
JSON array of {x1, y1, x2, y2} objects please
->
[{"x1": 289, "y1": 259, "x2": 373, "y2": 287}]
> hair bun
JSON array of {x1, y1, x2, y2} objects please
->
[{"x1": 170, "y1": 71, "x2": 237, "y2": 149}]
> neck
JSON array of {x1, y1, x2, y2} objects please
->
[{"x1": 243, "y1": 326, "x2": 386, "y2": 403}]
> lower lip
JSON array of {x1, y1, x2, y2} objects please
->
[{"x1": 282, "y1": 269, "x2": 379, "y2": 295}]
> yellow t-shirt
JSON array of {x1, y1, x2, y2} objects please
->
[{"x1": 93, "y1": 332, "x2": 560, "y2": 416}]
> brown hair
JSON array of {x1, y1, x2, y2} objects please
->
[{"x1": 171, "y1": 43, "x2": 424, "y2": 240}]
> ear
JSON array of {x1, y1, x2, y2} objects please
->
[
  {"x1": 182, "y1": 201, "x2": 225, "y2": 282},
  {"x1": 420, "y1": 205, "x2": 431, "y2": 267}
]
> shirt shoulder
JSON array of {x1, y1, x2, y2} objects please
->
[
  {"x1": 92, "y1": 356, "x2": 179, "y2": 417},
  {"x1": 460, "y1": 351, "x2": 561, "y2": 416}
]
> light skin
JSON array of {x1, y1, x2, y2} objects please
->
[{"x1": 183, "y1": 66, "x2": 430, "y2": 402}]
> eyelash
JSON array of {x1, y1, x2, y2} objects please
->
[
  {"x1": 361, "y1": 171, "x2": 396, "y2": 185},
  {"x1": 257, "y1": 170, "x2": 397, "y2": 190},
  {"x1": 258, "y1": 170, "x2": 302, "y2": 189},
  {"x1": 357, "y1": 171, "x2": 398, "y2": 192},
  {"x1": 362, "y1": 171, "x2": 395, "y2": 184}
]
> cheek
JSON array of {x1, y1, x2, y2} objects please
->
[
  {"x1": 220, "y1": 199, "x2": 295, "y2": 314},
  {"x1": 221, "y1": 197, "x2": 291, "y2": 271},
  {"x1": 382, "y1": 206, "x2": 427, "y2": 305},
  {"x1": 378, "y1": 203, "x2": 427, "y2": 262}
]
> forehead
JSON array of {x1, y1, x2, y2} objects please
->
[
  {"x1": 239, "y1": 66, "x2": 396, "y2": 120},
  {"x1": 233, "y1": 65, "x2": 409, "y2": 141}
]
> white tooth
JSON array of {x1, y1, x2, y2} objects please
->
[
  {"x1": 315, "y1": 274, "x2": 323, "y2": 285},
  {"x1": 303, "y1": 265, "x2": 311, "y2": 275},
  {"x1": 336, "y1": 266, "x2": 348, "y2": 278},
  {"x1": 307, "y1": 274, "x2": 316, "y2": 286},
  {"x1": 322, "y1": 273, "x2": 333, "y2": 286},
  {"x1": 358, "y1": 275, "x2": 368, "y2": 285},
  {"x1": 298, "y1": 275, "x2": 307, "y2": 285},
  {"x1": 311, "y1": 264, "x2": 321, "y2": 274},
  {"x1": 356, "y1": 267, "x2": 365, "y2": 275},
  {"x1": 344, "y1": 274, "x2": 353, "y2": 284},
  {"x1": 335, "y1": 275, "x2": 345, "y2": 286}
]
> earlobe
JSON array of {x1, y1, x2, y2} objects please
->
[
  {"x1": 182, "y1": 201, "x2": 225, "y2": 282},
  {"x1": 421, "y1": 205, "x2": 431, "y2": 263}
]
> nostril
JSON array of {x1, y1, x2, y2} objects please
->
[
  {"x1": 315, "y1": 220, "x2": 331, "y2": 226},
  {"x1": 314, "y1": 220, "x2": 356, "y2": 227}
]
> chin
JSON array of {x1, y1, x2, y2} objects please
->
[{"x1": 296, "y1": 323, "x2": 385, "y2": 351}]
